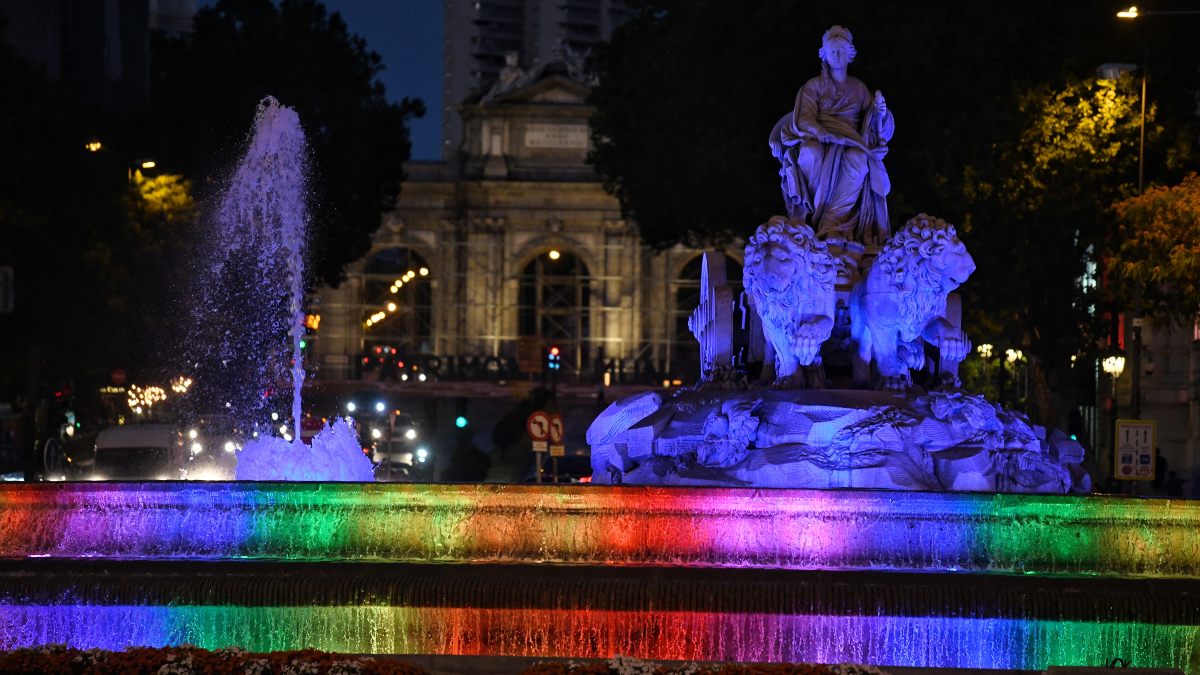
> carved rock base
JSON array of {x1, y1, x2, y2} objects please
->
[{"x1": 586, "y1": 388, "x2": 1090, "y2": 494}]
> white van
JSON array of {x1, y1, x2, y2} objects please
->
[{"x1": 91, "y1": 425, "x2": 185, "y2": 480}]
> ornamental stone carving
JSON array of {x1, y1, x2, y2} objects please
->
[
  {"x1": 850, "y1": 214, "x2": 974, "y2": 390},
  {"x1": 743, "y1": 217, "x2": 838, "y2": 388}
]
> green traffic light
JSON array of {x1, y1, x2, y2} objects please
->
[{"x1": 455, "y1": 416, "x2": 468, "y2": 428}]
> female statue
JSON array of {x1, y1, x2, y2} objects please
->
[{"x1": 770, "y1": 26, "x2": 894, "y2": 245}]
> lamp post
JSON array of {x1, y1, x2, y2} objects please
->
[
  {"x1": 976, "y1": 342, "x2": 995, "y2": 401},
  {"x1": 1096, "y1": 60, "x2": 1146, "y2": 421},
  {"x1": 1102, "y1": 352, "x2": 1127, "y2": 483},
  {"x1": 1116, "y1": 6, "x2": 1200, "y2": 19}
]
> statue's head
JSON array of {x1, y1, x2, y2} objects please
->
[
  {"x1": 744, "y1": 217, "x2": 836, "y2": 301},
  {"x1": 819, "y1": 25, "x2": 856, "y2": 67}
]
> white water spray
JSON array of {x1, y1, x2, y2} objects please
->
[{"x1": 208, "y1": 97, "x2": 372, "y2": 481}]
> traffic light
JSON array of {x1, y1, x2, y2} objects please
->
[
  {"x1": 547, "y1": 345, "x2": 561, "y2": 371},
  {"x1": 454, "y1": 397, "x2": 468, "y2": 428}
]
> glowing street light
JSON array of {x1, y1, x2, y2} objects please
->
[
  {"x1": 140, "y1": 160, "x2": 156, "y2": 169},
  {"x1": 1102, "y1": 351, "x2": 1127, "y2": 476},
  {"x1": 1117, "y1": 5, "x2": 1200, "y2": 18},
  {"x1": 548, "y1": 249, "x2": 561, "y2": 260},
  {"x1": 976, "y1": 343, "x2": 994, "y2": 359},
  {"x1": 1102, "y1": 354, "x2": 1127, "y2": 380},
  {"x1": 84, "y1": 140, "x2": 102, "y2": 152}
]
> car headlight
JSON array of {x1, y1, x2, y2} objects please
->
[{"x1": 405, "y1": 428, "x2": 417, "y2": 440}]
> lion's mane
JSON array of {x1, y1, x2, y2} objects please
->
[
  {"x1": 869, "y1": 214, "x2": 964, "y2": 342},
  {"x1": 744, "y1": 217, "x2": 837, "y2": 350}
]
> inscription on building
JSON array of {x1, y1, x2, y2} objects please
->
[{"x1": 524, "y1": 123, "x2": 588, "y2": 149}]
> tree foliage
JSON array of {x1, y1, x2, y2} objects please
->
[
  {"x1": 1111, "y1": 173, "x2": 1200, "y2": 324},
  {"x1": 960, "y1": 77, "x2": 1148, "y2": 423},
  {"x1": 150, "y1": 0, "x2": 424, "y2": 287},
  {"x1": 0, "y1": 21, "x2": 135, "y2": 396}
]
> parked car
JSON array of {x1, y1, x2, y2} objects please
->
[{"x1": 90, "y1": 425, "x2": 186, "y2": 481}]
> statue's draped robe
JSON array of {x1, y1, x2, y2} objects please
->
[{"x1": 780, "y1": 74, "x2": 893, "y2": 244}]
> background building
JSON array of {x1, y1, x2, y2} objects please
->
[
  {"x1": 313, "y1": 58, "x2": 742, "y2": 387},
  {"x1": 441, "y1": 0, "x2": 629, "y2": 160},
  {"x1": 0, "y1": 0, "x2": 194, "y2": 111}
]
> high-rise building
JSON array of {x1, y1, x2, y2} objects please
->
[
  {"x1": 442, "y1": 0, "x2": 629, "y2": 160},
  {"x1": 0, "y1": 0, "x2": 194, "y2": 111}
]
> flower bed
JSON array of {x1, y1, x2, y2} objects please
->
[
  {"x1": 521, "y1": 657, "x2": 889, "y2": 675},
  {"x1": 0, "y1": 646, "x2": 427, "y2": 674},
  {"x1": 0, "y1": 647, "x2": 889, "y2": 675}
]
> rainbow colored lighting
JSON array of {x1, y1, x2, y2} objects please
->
[
  {"x1": 0, "y1": 605, "x2": 1193, "y2": 670},
  {"x1": 1, "y1": 483, "x2": 1199, "y2": 671},
  {"x1": 0, "y1": 483, "x2": 1198, "y2": 576}
]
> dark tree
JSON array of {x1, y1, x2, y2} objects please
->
[
  {"x1": 0, "y1": 19, "x2": 134, "y2": 400},
  {"x1": 150, "y1": 0, "x2": 424, "y2": 287}
]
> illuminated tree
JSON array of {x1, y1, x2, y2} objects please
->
[
  {"x1": 961, "y1": 75, "x2": 1166, "y2": 425},
  {"x1": 1110, "y1": 173, "x2": 1200, "y2": 324}
]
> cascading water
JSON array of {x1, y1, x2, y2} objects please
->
[{"x1": 192, "y1": 97, "x2": 372, "y2": 481}]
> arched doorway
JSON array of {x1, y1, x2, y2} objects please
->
[
  {"x1": 518, "y1": 250, "x2": 590, "y2": 372},
  {"x1": 362, "y1": 247, "x2": 433, "y2": 354},
  {"x1": 671, "y1": 254, "x2": 742, "y2": 378}
]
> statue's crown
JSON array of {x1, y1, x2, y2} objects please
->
[{"x1": 822, "y1": 25, "x2": 853, "y2": 46}]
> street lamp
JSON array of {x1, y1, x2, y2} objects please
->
[
  {"x1": 1102, "y1": 352, "x2": 1127, "y2": 478},
  {"x1": 1116, "y1": 6, "x2": 1200, "y2": 18},
  {"x1": 1102, "y1": 353, "x2": 1126, "y2": 381},
  {"x1": 1096, "y1": 61, "x2": 1146, "y2": 419}
]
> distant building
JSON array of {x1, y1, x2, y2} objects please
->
[
  {"x1": 441, "y1": 0, "x2": 629, "y2": 160},
  {"x1": 0, "y1": 0, "x2": 194, "y2": 110},
  {"x1": 313, "y1": 58, "x2": 742, "y2": 386}
]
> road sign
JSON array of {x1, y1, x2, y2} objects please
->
[
  {"x1": 1115, "y1": 419, "x2": 1156, "y2": 481},
  {"x1": 548, "y1": 413, "x2": 565, "y2": 456},
  {"x1": 526, "y1": 410, "x2": 550, "y2": 442}
]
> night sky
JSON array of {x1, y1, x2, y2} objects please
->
[{"x1": 196, "y1": 0, "x2": 443, "y2": 159}]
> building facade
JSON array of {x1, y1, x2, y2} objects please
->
[
  {"x1": 441, "y1": 0, "x2": 629, "y2": 160},
  {"x1": 313, "y1": 61, "x2": 742, "y2": 386}
]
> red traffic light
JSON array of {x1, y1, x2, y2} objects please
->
[{"x1": 549, "y1": 346, "x2": 560, "y2": 356}]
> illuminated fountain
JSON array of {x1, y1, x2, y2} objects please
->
[
  {"x1": 0, "y1": 32, "x2": 1198, "y2": 674},
  {"x1": 190, "y1": 97, "x2": 372, "y2": 481}
]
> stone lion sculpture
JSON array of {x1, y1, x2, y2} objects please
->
[
  {"x1": 850, "y1": 214, "x2": 975, "y2": 390},
  {"x1": 744, "y1": 217, "x2": 838, "y2": 387}
]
